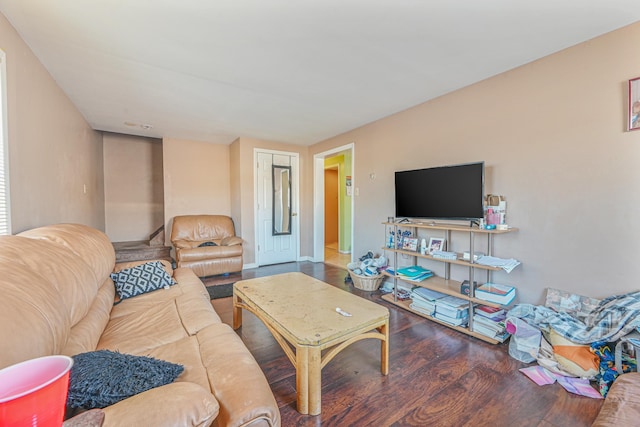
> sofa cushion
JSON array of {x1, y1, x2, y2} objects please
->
[
  {"x1": 67, "y1": 350, "x2": 184, "y2": 409},
  {"x1": 177, "y1": 244, "x2": 243, "y2": 262},
  {"x1": 110, "y1": 261, "x2": 176, "y2": 300},
  {"x1": 100, "y1": 382, "x2": 219, "y2": 427}
]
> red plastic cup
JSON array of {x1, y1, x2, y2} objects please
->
[{"x1": 0, "y1": 355, "x2": 74, "y2": 426}]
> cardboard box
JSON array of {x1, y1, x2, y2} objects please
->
[{"x1": 460, "y1": 280, "x2": 478, "y2": 296}]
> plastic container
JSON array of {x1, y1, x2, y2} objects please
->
[{"x1": 0, "y1": 355, "x2": 74, "y2": 426}]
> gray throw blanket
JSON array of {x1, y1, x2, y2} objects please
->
[{"x1": 508, "y1": 290, "x2": 640, "y2": 344}]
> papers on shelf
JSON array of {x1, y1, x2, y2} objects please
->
[
  {"x1": 476, "y1": 256, "x2": 521, "y2": 273},
  {"x1": 431, "y1": 250, "x2": 457, "y2": 260}
]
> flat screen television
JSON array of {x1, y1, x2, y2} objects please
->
[{"x1": 394, "y1": 162, "x2": 484, "y2": 221}]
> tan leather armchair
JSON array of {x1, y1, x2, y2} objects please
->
[{"x1": 171, "y1": 215, "x2": 243, "y2": 277}]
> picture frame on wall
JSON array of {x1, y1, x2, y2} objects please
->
[{"x1": 628, "y1": 77, "x2": 640, "y2": 131}]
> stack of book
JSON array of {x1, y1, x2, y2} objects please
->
[
  {"x1": 474, "y1": 282, "x2": 516, "y2": 305},
  {"x1": 409, "y1": 287, "x2": 447, "y2": 316},
  {"x1": 397, "y1": 265, "x2": 433, "y2": 283},
  {"x1": 434, "y1": 295, "x2": 469, "y2": 326},
  {"x1": 472, "y1": 305, "x2": 509, "y2": 342}
]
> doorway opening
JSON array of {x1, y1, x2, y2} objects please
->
[{"x1": 313, "y1": 143, "x2": 354, "y2": 268}]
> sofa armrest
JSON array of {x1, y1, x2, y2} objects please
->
[
  {"x1": 101, "y1": 382, "x2": 219, "y2": 427},
  {"x1": 592, "y1": 372, "x2": 640, "y2": 426},
  {"x1": 220, "y1": 236, "x2": 242, "y2": 246}
]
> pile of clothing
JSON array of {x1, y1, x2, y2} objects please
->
[
  {"x1": 507, "y1": 289, "x2": 640, "y2": 397},
  {"x1": 346, "y1": 251, "x2": 387, "y2": 276},
  {"x1": 344, "y1": 251, "x2": 386, "y2": 284}
]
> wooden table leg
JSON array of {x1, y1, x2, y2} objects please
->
[
  {"x1": 379, "y1": 321, "x2": 389, "y2": 375},
  {"x1": 307, "y1": 347, "x2": 322, "y2": 416},
  {"x1": 232, "y1": 293, "x2": 242, "y2": 330},
  {"x1": 296, "y1": 346, "x2": 309, "y2": 414}
]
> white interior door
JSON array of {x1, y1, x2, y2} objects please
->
[{"x1": 256, "y1": 151, "x2": 299, "y2": 265}]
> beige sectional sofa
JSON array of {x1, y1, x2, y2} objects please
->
[
  {"x1": 592, "y1": 372, "x2": 640, "y2": 426},
  {"x1": 0, "y1": 223, "x2": 280, "y2": 427}
]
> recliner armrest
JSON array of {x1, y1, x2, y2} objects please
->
[
  {"x1": 220, "y1": 236, "x2": 243, "y2": 246},
  {"x1": 173, "y1": 239, "x2": 199, "y2": 250}
]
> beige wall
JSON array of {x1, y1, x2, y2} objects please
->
[
  {"x1": 162, "y1": 138, "x2": 231, "y2": 245},
  {"x1": 1, "y1": 14, "x2": 104, "y2": 233},
  {"x1": 103, "y1": 133, "x2": 164, "y2": 242},
  {"x1": 310, "y1": 22, "x2": 640, "y2": 304},
  {"x1": 6, "y1": 4, "x2": 640, "y2": 306}
]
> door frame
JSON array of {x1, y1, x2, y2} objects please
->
[
  {"x1": 254, "y1": 148, "x2": 300, "y2": 266},
  {"x1": 313, "y1": 143, "x2": 355, "y2": 262}
]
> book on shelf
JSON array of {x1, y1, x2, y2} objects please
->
[
  {"x1": 472, "y1": 323, "x2": 501, "y2": 339},
  {"x1": 436, "y1": 295, "x2": 469, "y2": 319},
  {"x1": 435, "y1": 296, "x2": 469, "y2": 319},
  {"x1": 434, "y1": 312, "x2": 468, "y2": 327},
  {"x1": 474, "y1": 283, "x2": 516, "y2": 305},
  {"x1": 412, "y1": 287, "x2": 447, "y2": 301},
  {"x1": 436, "y1": 305, "x2": 468, "y2": 319},
  {"x1": 473, "y1": 323, "x2": 510, "y2": 342},
  {"x1": 475, "y1": 305, "x2": 506, "y2": 320},
  {"x1": 436, "y1": 295, "x2": 468, "y2": 309},
  {"x1": 409, "y1": 301, "x2": 435, "y2": 316},
  {"x1": 397, "y1": 265, "x2": 430, "y2": 278},
  {"x1": 401, "y1": 271, "x2": 433, "y2": 282},
  {"x1": 493, "y1": 331, "x2": 510, "y2": 343},
  {"x1": 472, "y1": 315, "x2": 506, "y2": 333}
]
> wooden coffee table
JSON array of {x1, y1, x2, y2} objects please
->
[{"x1": 233, "y1": 272, "x2": 389, "y2": 415}]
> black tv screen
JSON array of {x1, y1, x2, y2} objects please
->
[{"x1": 395, "y1": 162, "x2": 484, "y2": 220}]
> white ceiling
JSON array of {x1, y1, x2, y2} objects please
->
[{"x1": 1, "y1": 1, "x2": 639, "y2": 145}]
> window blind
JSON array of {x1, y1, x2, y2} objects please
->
[{"x1": 0, "y1": 51, "x2": 11, "y2": 235}]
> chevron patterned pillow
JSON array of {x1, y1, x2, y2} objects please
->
[{"x1": 110, "y1": 261, "x2": 176, "y2": 300}]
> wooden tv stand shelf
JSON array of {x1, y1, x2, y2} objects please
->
[{"x1": 381, "y1": 221, "x2": 519, "y2": 344}]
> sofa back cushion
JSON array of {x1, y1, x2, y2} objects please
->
[
  {"x1": 171, "y1": 215, "x2": 236, "y2": 243},
  {"x1": 0, "y1": 224, "x2": 115, "y2": 368}
]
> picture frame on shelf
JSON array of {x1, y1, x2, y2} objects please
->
[
  {"x1": 402, "y1": 237, "x2": 419, "y2": 252},
  {"x1": 428, "y1": 237, "x2": 445, "y2": 254},
  {"x1": 628, "y1": 76, "x2": 640, "y2": 131}
]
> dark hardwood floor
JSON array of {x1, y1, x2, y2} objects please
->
[{"x1": 210, "y1": 262, "x2": 603, "y2": 426}]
